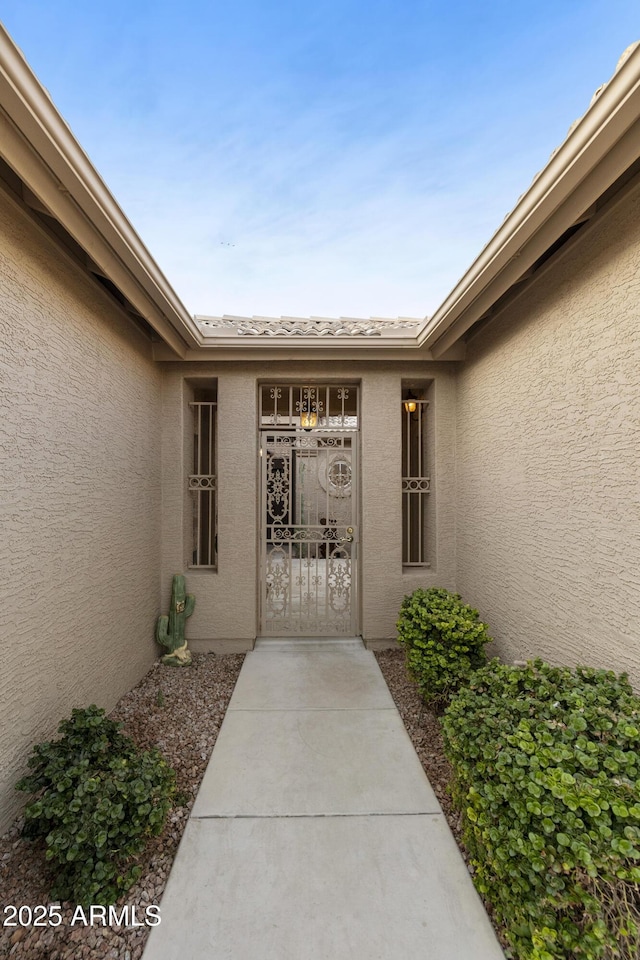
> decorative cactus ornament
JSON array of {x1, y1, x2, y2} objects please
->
[{"x1": 156, "y1": 574, "x2": 195, "y2": 666}]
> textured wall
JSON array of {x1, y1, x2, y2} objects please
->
[
  {"x1": 0, "y1": 190, "x2": 162, "y2": 830},
  {"x1": 361, "y1": 364, "x2": 457, "y2": 643},
  {"x1": 160, "y1": 365, "x2": 258, "y2": 647},
  {"x1": 159, "y1": 360, "x2": 457, "y2": 648},
  {"x1": 455, "y1": 182, "x2": 640, "y2": 687}
]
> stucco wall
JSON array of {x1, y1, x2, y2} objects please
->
[
  {"x1": 0, "y1": 190, "x2": 162, "y2": 830},
  {"x1": 159, "y1": 360, "x2": 457, "y2": 648},
  {"x1": 361, "y1": 364, "x2": 457, "y2": 642},
  {"x1": 455, "y1": 181, "x2": 640, "y2": 687},
  {"x1": 160, "y1": 365, "x2": 258, "y2": 648}
]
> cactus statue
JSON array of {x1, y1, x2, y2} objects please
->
[{"x1": 156, "y1": 574, "x2": 195, "y2": 666}]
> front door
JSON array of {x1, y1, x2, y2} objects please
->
[{"x1": 259, "y1": 386, "x2": 359, "y2": 636}]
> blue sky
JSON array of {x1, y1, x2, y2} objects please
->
[{"x1": 2, "y1": 2, "x2": 639, "y2": 317}]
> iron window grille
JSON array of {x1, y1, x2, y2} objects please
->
[
  {"x1": 260, "y1": 383, "x2": 358, "y2": 431},
  {"x1": 189, "y1": 401, "x2": 217, "y2": 567},
  {"x1": 402, "y1": 398, "x2": 430, "y2": 566}
]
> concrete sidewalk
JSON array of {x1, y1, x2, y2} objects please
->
[{"x1": 142, "y1": 640, "x2": 505, "y2": 959}]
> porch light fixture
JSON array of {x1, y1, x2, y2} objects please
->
[
  {"x1": 403, "y1": 393, "x2": 418, "y2": 415},
  {"x1": 300, "y1": 398, "x2": 318, "y2": 431}
]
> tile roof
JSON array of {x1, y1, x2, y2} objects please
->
[{"x1": 196, "y1": 315, "x2": 423, "y2": 338}]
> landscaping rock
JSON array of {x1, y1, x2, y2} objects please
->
[{"x1": 0, "y1": 653, "x2": 243, "y2": 960}]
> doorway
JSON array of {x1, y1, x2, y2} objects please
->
[{"x1": 259, "y1": 384, "x2": 359, "y2": 636}]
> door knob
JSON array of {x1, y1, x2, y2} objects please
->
[{"x1": 339, "y1": 526, "x2": 354, "y2": 543}]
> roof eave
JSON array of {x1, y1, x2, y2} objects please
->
[
  {"x1": 420, "y1": 42, "x2": 640, "y2": 358},
  {"x1": 0, "y1": 25, "x2": 201, "y2": 357},
  {"x1": 196, "y1": 334, "x2": 422, "y2": 349}
]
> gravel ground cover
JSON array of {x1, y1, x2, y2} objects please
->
[
  {"x1": 1, "y1": 645, "x2": 499, "y2": 960},
  {"x1": 0, "y1": 653, "x2": 244, "y2": 960}
]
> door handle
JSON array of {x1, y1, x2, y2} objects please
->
[{"x1": 339, "y1": 527, "x2": 354, "y2": 543}]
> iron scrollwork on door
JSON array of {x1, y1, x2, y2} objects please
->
[{"x1": 261, "y1": 423, "x2": 357, "y2": 636}]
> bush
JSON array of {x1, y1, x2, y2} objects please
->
[
  {"x1": 17, "y1": 705, "x2": 176, "y2": 905},
  {"x1": 396, "y1": 587, "x2": 491, "y2": 707},
  {"x1": 442, "y1": 659, "x2": 640, "y2": 960}
]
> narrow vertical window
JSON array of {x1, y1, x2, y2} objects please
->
[
  {"x1": 402, "y1": 388, "x2": 430, "y2": 566},
  {"x1": 189, "y1": 391, "x2": 217, "y2": 567}
]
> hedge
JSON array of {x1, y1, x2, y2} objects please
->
[
  {"x1": 396, "y1": 587, "x2": 491, "y2": 707},
  {"x1": 442, "y1": 659, "x2": 640, "y2": 960},
  {"x1": 17, "y1": 705, "x2": 176, "y2": 905}
]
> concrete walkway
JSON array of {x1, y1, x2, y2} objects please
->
[{"x1": 143, "y1": 640, "x2": 505, "y2": 960}]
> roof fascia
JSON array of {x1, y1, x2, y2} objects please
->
[
  {"x1": 463, "y1": 162, "x2": 640, "y2": 349},
  {"x1": 192, "y1": 332, "x2": 422, "y2": 350},
  {"x1": 420, "y1": 44, "x2": 640, "y2": 358},
  {"x1": 0, "y1": 109, "x2": 190, "y2": 357},
  {"x1": 152, "y1": 341, "x2": 466, "y2": 362},
  {"x1": 0, "y1": 26, "x2": 202, "y2": 356}
]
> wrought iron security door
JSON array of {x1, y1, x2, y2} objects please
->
[{"x1": 259, "y1": 386, "x2": 359, "y2": 636}]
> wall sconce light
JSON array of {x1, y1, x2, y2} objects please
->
[
  {"x1": 403, "y1": 393, "x2": 418, "y2": 415},
  {"x1": 300, "y1": 398, "x2": 318, "y2": 431}
]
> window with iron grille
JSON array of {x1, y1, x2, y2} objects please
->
[
  {"x1": 260, "y1": 383, "x2": 358, "y2": 430},
  {"x1": 402, "y1": 385, "x2": 431, "y2": 566},
  {"x1": 189, "y1": 390, "x2": 217, "y2": 568}
]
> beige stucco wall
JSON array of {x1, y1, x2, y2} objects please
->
[
  {"x1": 0, "y1": 190, "x2": 162, "y2": 831},
  {"x1": 159, "y1": 360, "x2": 457, "y2": 649},
  {"x1": 455, "y1": 181, "x2": 640, "y2": 687},
  {"x1": 160, "y1": 364, "x2": 258, "y2": 648},
  {"x1": 361, "y1": 364, "x2": 457, "y2": 642}
]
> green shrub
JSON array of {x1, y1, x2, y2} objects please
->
[
  {"x1": 396, "y1": 587, "x2": 491, "y2": 707},
  {"x1": 17, "y1": 705, "x2": 175, "y2": 905},
  {"x1": 442, "y1": 659, "x2": 640, "y2": 960}
]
